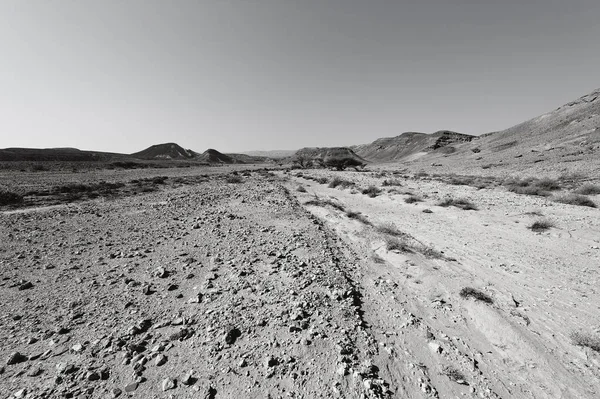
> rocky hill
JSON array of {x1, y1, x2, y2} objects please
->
[
  {"x1": 352, "y1": 131, "x2": 475, "y2": 163},
  {"x1": 294, "y1": 147, "x2": 367, "y2": 166},
  {"x1": 400, "y1": 88, "x2": 600, "y2": 176},
  {"x1": 131, "y1": 143, "x2": 197, "y2": 160}
]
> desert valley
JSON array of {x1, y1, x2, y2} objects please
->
[{"x1": 1, "y1": 88, "x2": 600, "y2": 399}]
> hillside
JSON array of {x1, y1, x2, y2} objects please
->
[
  {"x1": 401, "y1": 88, "x2": 600, "y2": 176},
  {"x1": 293, "y1": 147, "x2": 367, "y2": 168},
  {"x1": 131, "y1": 143, "x2": 197, "y2": 160},
  {"x1": 352, "y1": 131, "x2": 475, "y2": 163}
]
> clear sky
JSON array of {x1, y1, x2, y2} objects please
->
[{"x1": 1, "y1": 1, "x2": 599, "y2": 153}]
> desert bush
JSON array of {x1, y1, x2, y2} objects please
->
[
  {"x1": 296, "y1": 185, "x2": 307, "y2": 193},
  {"x1": 345, "y1": 211, "x2": 372, "y2": 225},
  {"x1": 420, "y1": 246, "x2": 445, "y2": 259},
  {"x1": 329, "y1": 177, "x2": 355, "y2": 189},
  {"x1": 443, "y1": 366, "x2": 466, "y2": 383},
  {"x1": 316, "y1": 177, "x2": 329, "y2": 184},
  {"x1": 459, "y1": 287, "x2": 493, "y2": 304},
  {"x1": 504, "y1": 177, "x2": 561, "y2": 196},
  {"x1": 437, "y1": 197, "x2": 477, "y2": 210},
  {"x1": 382, "y1": 179, "x2": 403, "y2": 187},
  {"x1": 376, "y1": 222, "x2": 405, "y2": 237},
  {"x1": 0, "y1": 190, "x2": 24, "y2": 206},
  {"x1": 574, "y1": 184, "x2": 600, "y2": 195},
  {"x1": 385, "y1": 236, "x2": 411, "y2": 252},
  {"x1": 448, "y1": 176, "x2": 475, "y2": 186},
  {"x1": 570, "y1": 331, "x2": 600, "y2": 352},
  {"x1": 404, "y1": 195, "x2": 423, "y2": 204},
  {"x1": 225, "y1": 175, "x2": 243, "y2": 184},
  {"x1": 361, "y1": 186, "x2": 381, "y2": 198},
  {"x1": 528, "y1": 219, "x2": 555, "y2": 232},
  {"x1": 304, "y1": 197, "x2": 345, "y2": 212},
  {"x1": 554, "y1": 194, "x2": 597, "y2": 208},
  {"x1": 371, "y1": 253, "x2": 385, "y2": 264}
]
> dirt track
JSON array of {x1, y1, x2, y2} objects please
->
[{"x1": 2, "y1": 168, "x2": 600, "y2": 398}]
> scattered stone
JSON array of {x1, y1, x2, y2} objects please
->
[
  {"x1": 181, "y1": 370, "x2": 194, "y2": 385},
  {"x1": 111, "y1": 388, "x2": 122, "y2": 398},
  {"x1": 26, "y1": 366, "x2": 43, "y2": 377},
  {"x1": 18, "y1": 281, "x2": 33, "y2": 290},
  {"x1": 155, "y1": 354, "x2": 168, "y2": 366},
  {"x1": 13, "y1": 389, "x2": 26, "y2": 398},
  {"x1": 155, "y1": 267, "x2": 169, "y2": 278},
  {"x1": 124, "y1": 382, "x2": 138, "y2": 392},
  {"x1": 7, "y1": 352, "x2": 27, "y2": 365},
  {"x1": 224, "y1": 327, "x2": 242, "y2": 345},
  {"x1": 86, "y1": 371, "x2": 100, "y2": 381},
  {"x1": 162, "y1": 377, "x2": 176, "y2": 391}
]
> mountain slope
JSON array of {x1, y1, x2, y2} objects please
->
[
  {"x1": 352, "y1": 130, "x2": 475, "y2": 162},
  {"x1": 131, "y1": 143, "x2": 197, "y2": 160}
]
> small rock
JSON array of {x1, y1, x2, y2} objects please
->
[
  {"x1": 224, "y1": 327, "x2": 241, "y2": 345},
  {"x1": 155, "y1": 354, "x2": 168, "y2": 366},
  {"x1": 181, "y1": 370, "x2": 194, "y2": 385},
  {"x1": 264, "y1": 356, "x2": 278, "y2": 368},
  {"x1": 71, "y1": 343, "x2": 83, "y2": 353},
  {"x1": 86, "y1": 371, "x2": 100, "y2": 381},
  {"x1": 124, "y1": 382, "x2": 138, "y2": 393},
  {"x1": 7, "y1": 352, "x2": 27, "y2": 365},
  {"x1": 18, "y1": 281, "x2": 34, "y2": 290},
  {"x1": 155, "y1": 267, "x2": 168, "y2": 278},
  {"x1": 162, "y1": 377, "x2": 176, "y2": 391},
  {"x1": 111, "y1": 388, "x2": 122, "y2": 398},
  {"x1": 26, "y1": 366, "x2": 43, "y2": 377},
  {"x1": 13, "y1": 389, "x2": 26, "y2": 398},
  {"x1": 203, "y1": 386, "x2": 217, "y2": 399}
]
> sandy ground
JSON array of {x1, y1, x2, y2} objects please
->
[
  {"x1": 1, "y1": 166, "x2": 600, "y2": 398},
  {"x1": 284, "y1": 169, "x2": 600, "y2": 398}
]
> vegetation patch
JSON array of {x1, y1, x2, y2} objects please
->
[
  {"x1": 459, "y1": 287, "x2": 493, "y2": 304},
  {"x1": 361, "y1": 185, "x2": 381, "y2": 198},
  {"x1": 443, "y1": 366, "x2": 467, "y2": 383},
  {"x1": 328, "y1": 177, "x2": 355, "y2": 189},
  {"x1": 345, "y1": 211, "x2": 372, "y2": 225},
  {"x1": 528, "y1": 219, "x2": 555, "y2": 232},
  {"x1": 570, "y1": 331, "x2": 600, "y2": 353},
  {"x1": 385, "y1": 236, "x2": 411, "y2": 252},
  {"x1": 0, "y1": 190, "x2": 24, "y2": 206},
  {"x1": 304, "y1": 197, "x2": 345, "y2": 212},
  {"x1": 376, "y1": 222, "x2": 406, "y2": 237},
  {"x1": 405, "y1": 195, "x2": 423, "y2": 204},
  {"x1": 574, "y1": 184, "x2": 600, "y2": 195},
  {"x1": 554, "y1": 194, "x2": 597, "y2": 208},
  {"x1": 382, "y1": 179, "x2": 403, "y2": 187},
  {"x1": 504, "y1": 177, "x2": 561, "y2": 196},
  {"x1": 437, "y1": 197, "x2": 477, "y2": 210},
  {"x1": 225, "y1": 175, "x2": 243, "y2": 184}
]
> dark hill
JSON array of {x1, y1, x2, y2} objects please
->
[{"x1": 131, "y1": 143, "x2": 197, "y2": 160}]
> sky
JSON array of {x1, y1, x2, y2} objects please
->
[{"x1": 1, "y1": 0, "x2": 599, "y2": 153}]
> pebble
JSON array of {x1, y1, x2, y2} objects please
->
[{"x1": 124, "y1": 382, "x2": 138, "y2": 392}]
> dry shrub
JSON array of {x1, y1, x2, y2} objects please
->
[
  {"x1": 554, "y1": 194, "x2": 597, "y2": 208},
  {"x1": 528, "y1": 219, "x2": 554, "y2": 232},
  {"x1": 438, "y1": 198, "x2": 477, "y2": 210},
  {"x1": 459, "y1": 287, "x2": 493, "y2": 304}
]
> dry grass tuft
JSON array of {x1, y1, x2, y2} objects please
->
[
  {"x1": 554, "y1": 194, "x2": 597, "y2": 208},
  {"x1": 437, "y1": 197, "x2": 478, "y2": 210},
  {"x1": 570, "y1": 331, "x2": 600, "y2": 352},
  {"x1": 528, "y1": 219, "x2": 555, "y2": 232},
  {"x1": 345, "y1": 211, "x2": 372, "y2": 225},
  {"x1": 574, "y1": 184, "x2": 600, "y2": 195},
  {"x1": 404, "y1": 195, "x2": 423, "y2": 204},
  {"x1": 459, "y1": 287, "x2": 493, "y2": 304},
  {"x1": 362, "y1": 185, "x2": 382, "y2": 198}
]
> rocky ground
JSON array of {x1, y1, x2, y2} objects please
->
[{"x1": 2, "y1": 165, "x2": 600, "y2": 398}]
